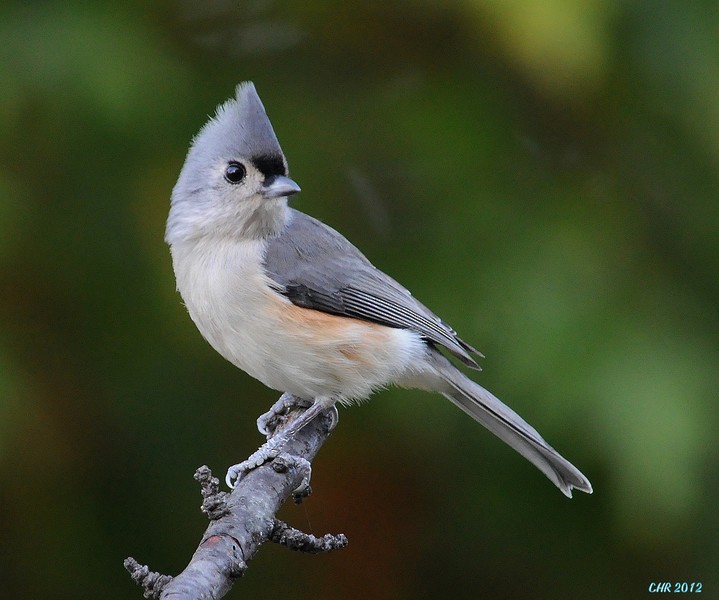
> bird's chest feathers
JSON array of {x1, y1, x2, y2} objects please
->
[
  {"x1": 171, "y1": 237, "x2": 278, "y2": 368},
  {"x1": 170, "y1": 235, "x2": 424, "y2": 400}
]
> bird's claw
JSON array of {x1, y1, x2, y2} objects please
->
[
  {"x1": 229, "y1": 396, "x2": 337, "y2": 490},
  {"x1": 225, "y1": 445, "x2": 313, "y2": 496},
  {"x1": 271, "y1": 454, "x2": 312, "y2": 497},
  {"x1": 257, "y1": 393, "x2": 313, "y2": 437},
  {"x1": 225, "y1": 437, "x2": 283, "y2": 488}
]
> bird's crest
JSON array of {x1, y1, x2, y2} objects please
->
[{"x1": 190, "y1": 81, "x2": 287, "y2": 168}]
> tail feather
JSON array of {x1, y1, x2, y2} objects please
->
[{"x1": 434, "y1": 358, "x2": 592, "y2": 498}]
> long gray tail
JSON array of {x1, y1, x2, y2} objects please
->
[{"x1": 431, "y1": 356, "x2": 592, "y2": 498}]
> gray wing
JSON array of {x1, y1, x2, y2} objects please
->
[{"x1": 263, "y1": 209, "x2": 480, "y2": 368}]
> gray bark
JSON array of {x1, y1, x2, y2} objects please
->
[{"x1": 125, "y1": 405, "x2": 347, "y2": 599}]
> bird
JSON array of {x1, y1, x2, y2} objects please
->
[{"x1": 165, "y1": 82, "x2": 592, "y2": 498}]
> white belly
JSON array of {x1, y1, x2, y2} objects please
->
[{"x1": 170, "y1": 236, "x2": 426, "y2": 402}]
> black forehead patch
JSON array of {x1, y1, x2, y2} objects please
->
[{"x1": 251, "y1": 153, "x2": 287, "y2": 178}]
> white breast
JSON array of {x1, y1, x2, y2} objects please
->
[{"x1": 170, "y1": 236, "x2": 427, "y2": 402}]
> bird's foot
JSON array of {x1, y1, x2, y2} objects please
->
[
  {"x1": 257, "y1": 393, "x2": 313, "y2": 437},
  {"x1": 226, "y1": 397, "x2": 339, "y2": 490},
  {"x1": 270, "y1": 454, "x2": 312, "y2": 498},
  {"x1": 224, "y1": 433, "x2": 312, "y2": 494},
  {"x1": 225, "y1": 434, "x2": 279, "y2": 488}
]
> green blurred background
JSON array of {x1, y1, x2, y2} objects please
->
[{"x1": 1, "y1": 1, "x2": 717, "y2": 598}]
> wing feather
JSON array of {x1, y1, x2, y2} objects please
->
[{"x1": 263, "y1": 209, "x2": 480, "y2": 368}]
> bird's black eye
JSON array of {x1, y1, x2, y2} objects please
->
[{"x1": 224, "y1": 162, "x2": 246, "y2": 184}]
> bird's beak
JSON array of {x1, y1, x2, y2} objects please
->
[{"x1": 261, "y1": 175, "x2": 301, "y2": 199}]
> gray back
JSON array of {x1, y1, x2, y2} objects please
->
[{"x1": 264, "y1": 209, "x2": 479, "y2": 367}]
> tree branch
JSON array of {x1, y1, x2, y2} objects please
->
[{"x1": 125, "y1": 404, "x2": 346, "y2": 599}]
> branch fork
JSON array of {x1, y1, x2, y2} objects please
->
[{"x1": 125, "y1": 399, "x2": 345, "y2": 599}]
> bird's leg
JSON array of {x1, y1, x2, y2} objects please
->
[
  {"x1": 225, "y1": 396, "x2": 338, "y2": 489},
  {"x1": 257, "y1": 392, "x2": 313, "y2": 437}
]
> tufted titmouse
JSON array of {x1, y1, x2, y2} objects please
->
[{"x1": 166, "y1": 82, "x2": 592, "y2": 498}]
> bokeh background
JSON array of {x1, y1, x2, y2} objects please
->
[{"x1": 1, "y1": 1, "x2": 717, "y2": 598}]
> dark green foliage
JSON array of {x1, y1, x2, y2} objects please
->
[{"x1": 0, "y1": 1, "x2": 716, "y2": 598}]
